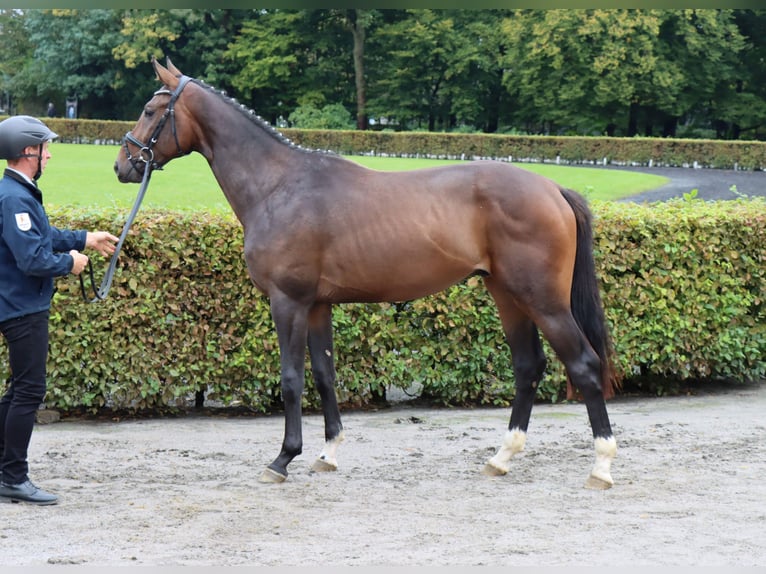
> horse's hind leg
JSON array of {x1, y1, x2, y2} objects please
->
[
  {"x1": 307, "y1": 303, "x2": 344, "y2": 472},
  {"x1": 483, "y1": 279, "x2": 616, "y2": 488},
  {"x1": 534, "y1": 311, "x2": 617, "y2": 489},
  {"x1": 483, "y1": 281, "x2": 547, "y2": 476}
]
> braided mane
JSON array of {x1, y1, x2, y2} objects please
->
[{"x1": 190, "y1": 78, "x2": 335, "y2": 156}]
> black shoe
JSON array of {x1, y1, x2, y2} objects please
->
[{"x1": 0, "y1": 479, "x2": 58, "y2": 505}]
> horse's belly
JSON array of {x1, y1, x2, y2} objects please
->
[
  {"x1": 316, "y1": 201, "x2": 489, "y2": 303},
  {"x1": 318, "y1": 248, "x2": 484, "y2": 303}
]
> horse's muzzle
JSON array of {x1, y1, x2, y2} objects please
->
[{"x1": 114, "y1": 160, "x2": 142, "y2": 184}]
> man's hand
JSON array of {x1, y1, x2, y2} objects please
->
[
  {"x1": 69, "y1": 250, "x2": 88, "y2": 275},
  {"x1": 85, "y1": 231, "x2": 119, "y2": 257}
]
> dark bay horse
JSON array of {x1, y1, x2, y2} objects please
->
[{"x1": 114, "y1": 58, "x2": 618, "y2": 489}]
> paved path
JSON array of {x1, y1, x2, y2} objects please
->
[{"x1": 603, "y1": 165, "x2": 766, "y2": 202}]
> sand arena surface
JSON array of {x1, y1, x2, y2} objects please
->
[{"x1": 1, "y1": 381, "x2": 764, "y2": 566}]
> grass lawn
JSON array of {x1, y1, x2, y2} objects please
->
[{"x1": 40, "y1": 143, "x2": 668, "y2": 212}]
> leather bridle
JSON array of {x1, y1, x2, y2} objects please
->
[
  {"x1": 121, "y1": 75, "x2": 192, "y2": 175},
  {"x1": 80, "y1": 75, "x2": 193, "y2": 302}
]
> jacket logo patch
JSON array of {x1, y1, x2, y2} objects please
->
[{"x1": 15, "y1": 212, "x2": 32, "y2": 231}]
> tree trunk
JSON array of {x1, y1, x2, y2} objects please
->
[
  {"x1": 348, "y1": 10, "x2": 368, "y2": 131},
  {"x1": 627, "y1": 102, "x2": 639, "y2": 137},
  {"x1": 662, "y1": 116, "x2": 677, "y2": 138},
  {"x1": 485, "y1": 71, "x2": 502, "y2": 133}
]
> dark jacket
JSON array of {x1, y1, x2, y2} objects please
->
[{"x1": 0, "y1": 169, "x2": 86, "y2": 322}]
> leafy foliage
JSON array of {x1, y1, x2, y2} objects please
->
[
  {"x1": 288, "y1": 103, "x2": 355, "y2": 129},
  {"x1": 595, "y1": 198, "x2": 766, "y2": 394},
  {"x1": 0, "y1": 200, "x2": 763, "y2": 412},
  {"x1": 4, "y1": 9, "x2": 766, "y2": 139}
]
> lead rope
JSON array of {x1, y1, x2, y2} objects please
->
[{"x1": 79, "y1": 164, "x2": 153, "y2": 302}]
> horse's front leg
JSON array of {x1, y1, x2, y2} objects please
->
[
  {"x1": 259, "y1": 293, "x2": 310, "y2": 484},
  {"x1": 307, "y1": 303, "x2": 344, "y2": 472}
]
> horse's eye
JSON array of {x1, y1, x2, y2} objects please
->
[{"x1": 143, "y1": 108, "x2": 155, "y2": 118}]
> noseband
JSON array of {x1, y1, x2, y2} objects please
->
[{"x1": 122, "y1": 75, "x2": 192, "y2": 174}]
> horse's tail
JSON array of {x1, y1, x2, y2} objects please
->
[{"x1": 559, "y1": 187, "x2": 618, "y2": 400}]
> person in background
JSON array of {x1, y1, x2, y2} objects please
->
[
  {"x1": 46, "y1": 102, "x2": 56, "y2": 118},
  {"x1": 0, "y1": 115, "x2": 118, "y2": 505}
]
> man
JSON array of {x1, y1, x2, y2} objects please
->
[{"x1": 0, "y1": 115, "x2": 118, "y2": 505}]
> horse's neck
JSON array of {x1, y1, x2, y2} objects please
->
[{"x1": 193, "y1": 99, "x2": 295, "y2": 219}]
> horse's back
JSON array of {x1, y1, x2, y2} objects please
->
[
  {"x1": 291, "y1": 158, "x2": 579, "y2": 304},
  {"x1": 351, "y1": 159, "x2": 571, "y2": 218},
  {"x1": 350, "y1": 159, "x2": 577, "y2": 258},
  {"x1": 248, "y1": 153, "x2": 574, "y2": 302}
]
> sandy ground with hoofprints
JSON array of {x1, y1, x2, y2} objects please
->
[{"x1": 1, "y1": 381, "x2": 764, "y2": 566}]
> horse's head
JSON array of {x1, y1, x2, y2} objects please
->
[{"x1": 114, "y1": 57, "x2": 195, "y2": 183}]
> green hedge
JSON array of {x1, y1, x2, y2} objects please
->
[
  {"x1": 284, "y1": 129, "x2": 766, "y2": 170},
  {"x1": 12, "y1": 117, "x2": 766, "y2": 170},
  {"x1": 1, "y1": 199, "x2": 763, "y2": 412},
  {"x1": 596, "y1": 200, "x2": 765, "y2": 391}
]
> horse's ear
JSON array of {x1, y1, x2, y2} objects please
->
[
  {"x1": 165, "y1": 57, "x2": 183, "y2": 78},
  {"x1": 152, "y1": 56, "x2": 179, "y2": 89},
  {"x1": 152, "y1": 56, "x2": 164, "y2": 79}
]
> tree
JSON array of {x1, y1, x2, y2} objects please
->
[
  {"x1": 576, "y1": 10, "x2": 670, "y2": 136},
  {"x1": 2, "y1": 8, "x2": 762, "y2": 139},
  {"x1": 443, "y1": 10, "x2": 511, "y2": 133},
  {"x1": 225, "y1": 10, "x2": 355, "y2": 125},
  {"x1": 0, "y1": 9, "x2": 34, "y2": 114},
  {"x1": 368, "y1": 9, "x2": 486, "y2": 131},
  {"x1": 652, "y1": 9, "x2": 745, "y2": 137},
  {"x1": 24, "y1": 9, "x2": 126, "y2": 119},
  {"x1": 715, "y1": 10, "x2": 766, "y2": 139},
  {"x1": 113, "y1": 9, "x2": 250, "y2": 95},
  {"x1": 500, "y1": 10, "x2": 670, "y2": 135},
  {"x1": 332, "y1": 9, "x2": 377, "y2": 130},
  {"x1": 499, "y1": 9, "x2": 747, "y2": 137}
]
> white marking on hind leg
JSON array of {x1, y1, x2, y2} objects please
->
[
  {"x1": 486, "y1": 428, "x2": 527, "y2": 475},
  {"x1": 587, "y1": 435, "x2": 617, "y2": 488}
]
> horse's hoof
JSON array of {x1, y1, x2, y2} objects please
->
[
  {"x1": 584, "y1": 474, "x2": 613, "y2": 490},
  {"x1": 259, "y1": 467, "x2": 287, "y2": 484},
  {"x1": 482, "y1": 462, "x2": 508, "y2": 477},
  {"x1": 310, "y1": 457, "x2": 338, "y2": 473}
]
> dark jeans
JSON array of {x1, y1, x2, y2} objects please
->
[{"x1": 0, "y1": 310, "x2": 49, "y2": 485}]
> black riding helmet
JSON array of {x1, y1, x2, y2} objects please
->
[{"x1": 0, "y1": 115, "x2": 58, "y2": 180}]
